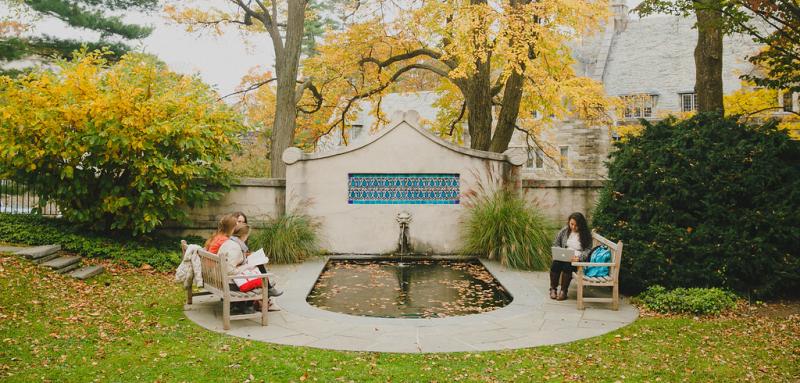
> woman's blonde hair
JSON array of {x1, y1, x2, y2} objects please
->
[{"x1": 204, "y1": 214, "x2": 238, "y2": 248}]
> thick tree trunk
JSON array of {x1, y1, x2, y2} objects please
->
[
  {"x1": 458, "y1": 0, "x2": 494, "y2": 151},
  {"x1": 489, "y1": 71, "x2": 525, "y2": 153},
  {"x1": 269, "y1": 0, "x2": 306, "y2": 179},
  {"x1": 694, "y1": 3, "x2": 725, "y2": 114},
  {"x1": 464, "y1": 76, "x2": 493, "y2": 151}
]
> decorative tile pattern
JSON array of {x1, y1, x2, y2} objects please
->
[{"x1": 348, "y1": 173, "x2": 460, "y2": 204}]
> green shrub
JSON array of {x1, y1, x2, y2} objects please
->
[
  {"x1": 593, "y1": 113, "x2": 800, "y2": 299},
  {"x1": 0, "y1": 51, "x2": 245, "y2": 234},
  {"x1": 461, "y1": 188, "x2": 552, "y2": 270},
  {"x1": 248, "y1": 214, "x2": 320, "y2": 264},
  {"x1": 0, "y1": 213, "x2": 197, "y2": 270},
  {"x1": 635, "y1": 285, "x2": 739, "y2": 315}
]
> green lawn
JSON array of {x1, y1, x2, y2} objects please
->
[{"x1": 1, "y1": 253, "x2": 797, "y2": 382}]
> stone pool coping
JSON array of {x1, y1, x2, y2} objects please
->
[{"x1": 184, "y1": 256, "x2": 639, "y2": 353}]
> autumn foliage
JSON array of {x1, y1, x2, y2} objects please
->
[
  {"x1": 300, "y1": 0, "x2": 613, "y2": 152},
  {"x1": 0, "y1": 50, "x2": 245, "y2": 234}
]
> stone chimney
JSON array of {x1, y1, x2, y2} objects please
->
[{"x1": 611, "y1": 0, "x2": 629, "y2": 34}]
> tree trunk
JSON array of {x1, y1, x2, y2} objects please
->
[
  {"x1": 269, "y1": 0, "x2": 307, "y2": 179},
  {"x1": 694, "y1": 3, "x2": 725, "y2": 114},
  {"x1": 464, "y1": 76, "x2": 493, "y2": 151},
  {"x1": 489, "y1": 71, "x2": 525, "y2": 153}
]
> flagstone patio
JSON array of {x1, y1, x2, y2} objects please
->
[{"x1": 184, "y1": 257, "x2": 638, "y2": 353}]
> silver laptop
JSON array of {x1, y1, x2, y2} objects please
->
[{"x1": 551, "y1": 247, "x2": 576, "y2": 262}]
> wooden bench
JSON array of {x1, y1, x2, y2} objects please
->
[
  {"x1": 571, "y1": 231, "x2": 623, "y2": 310},
  {"x1": 181, "y1": 240, "x2": 269, "y2": 330}
]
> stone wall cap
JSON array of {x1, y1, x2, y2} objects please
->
[
  {"x1": 283, "y1": 111, "x2": 520, "y2": 165},
  {"x1": 233, "y1": 178, "x2": 286, "y2": 187},
  {"x1": 521, "y1": 178, "x2": 606, "y2": 188}
]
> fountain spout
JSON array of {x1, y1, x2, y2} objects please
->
[{"x1": 396, "y1": 211, "x2": 412, "y2": 256}]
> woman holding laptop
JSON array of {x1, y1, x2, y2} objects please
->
[{"x1": 550, "y1": 212, "x2": 593, "y2": 301}]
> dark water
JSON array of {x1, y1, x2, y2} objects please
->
[{"x1": 306, "y1": 259, "x2": 512, "y2": 318}]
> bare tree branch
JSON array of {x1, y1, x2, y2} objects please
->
[
  {"x1": 359, "y1": 48, "x2": 445, "y2": 68},
  {"x1": 296, "y1": 79, "x2": 324, "y2": 114},
  {"x1": 218, "y1": 77, "x2": 278, "y2": 100},
  {"x1": 740, "y1": 106, "x2": 800, "y2": 118},
  {"x1": 448, "y1": 101, "x2": 467, "y2": 136}
]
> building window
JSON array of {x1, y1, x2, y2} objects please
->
[
  {"x1": 622, "y1": 94, "x2": 657, "y2": 119},
  {"x1": 350, "y1": 124, "x2": 364, "y2": 140},
  {"x1": 782, "y1": 91, "x2": 794, "y2": 113},
  {"x1": 526, "y1": 149, "x2": 544, "y2": 169},
  {"x1": 559, "y1": 146, "x2": 569, "y2": 168},
  {"x1": 680, "y1": 93, "x2": 696, "y2": 112}
]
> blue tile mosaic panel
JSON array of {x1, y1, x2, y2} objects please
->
[{"x1": 348, "y1": 173, "x2": 460, "y2": 204}]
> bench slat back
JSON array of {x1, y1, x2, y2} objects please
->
[
  {"x1": 591, "y1": 231, "x2": 624, "y2": 281},
  {"x1": 198, "y1": 248, "x2": 228, "y2": 295}
]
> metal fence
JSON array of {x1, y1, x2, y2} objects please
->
[{"x1": 0, "y1": 179, "x2": 60, "y2": 216}]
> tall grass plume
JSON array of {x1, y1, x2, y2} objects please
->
[
  {"x1": 461, "y1": 187, "x2": 551, "y2": 271},
  {"x1": 249, "y1": 214, "x2": 320, "y2": 264}
]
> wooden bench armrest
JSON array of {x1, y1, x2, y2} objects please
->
[
  {"x1": 572, "y1": 262, "x2": 616, "y2": 267},
  {"x1": 225, "y1": 273, "x2": 271, "y2": 281}
]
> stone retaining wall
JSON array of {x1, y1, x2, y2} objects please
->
[
  {"x1": 521, "y1": 179, "x2": 605, "y2": 225},
  {"x1": 163, "y1": 178, "x2": 285, "y2": 237}
]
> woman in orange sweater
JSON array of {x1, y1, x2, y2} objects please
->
[{"x1": 204, "y1": 214, "x2": 238, "y2": 254}]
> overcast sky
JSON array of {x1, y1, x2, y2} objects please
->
[{"x1": 12, "y1": 0, "x2": 646, "y2": 98}]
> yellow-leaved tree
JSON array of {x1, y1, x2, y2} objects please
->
[
  {"x1": 724, "y1": 83, "x2": 800, "y2": 140},
  {"x1": 0, "y1": 50, "x2": 245, "y2": 234},
  {"x1": 301, "y1": 0, "x2": 614, "y2": 153}
]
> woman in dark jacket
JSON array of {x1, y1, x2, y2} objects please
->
[{"x1": 550, "y1": 212, "x2": 592, "y2": 301}]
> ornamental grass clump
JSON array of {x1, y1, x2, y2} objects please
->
[
  {"x1": 461, "y1": 188, "x2": 551, "y2": 271},
  {"x1": 249, "y1": 214, "x2": 320, "y2": 264}
]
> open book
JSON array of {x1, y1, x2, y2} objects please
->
[{"x1": 246, "y1": 248, "x2": 269, "y2": 267}]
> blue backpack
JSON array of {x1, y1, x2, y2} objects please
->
[{"x1": 584, "y1": 245, "x2": 612, "y2": 277}]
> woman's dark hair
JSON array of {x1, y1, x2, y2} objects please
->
[
  {"x1": 568, "y1": 212, "x2": 592, "y2": 250},
  {"x1": 232, "y1": 211, "x2": 248, "y2": 224}
]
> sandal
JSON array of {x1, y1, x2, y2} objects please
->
[
  {"x1": 557, "y1": 291, "x2": 568, "y2": 301},
  {"x1": 549, "y1": 288, "x2": 558, "y2": 300}
]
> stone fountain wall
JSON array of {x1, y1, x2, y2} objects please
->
[{"x1": 283, "y1": 111, "x2": 525, "y2": 254}]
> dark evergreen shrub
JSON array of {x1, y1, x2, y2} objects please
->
[{"x1": 593, "y1": 113, "x2": 800, "y2": 299}]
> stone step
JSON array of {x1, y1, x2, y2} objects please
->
[
  {"x1": 68, "y1": 265, "x2": 105, "y2": 280},
  {"x1": 55, "y1": 262, "x2": 81, "y2": 274},
  {"x1": 41, "y1": 256, "x2": 81, "y2": 271},
  {"x1": 0, "y1": 246, "x2": 27, "y2": 253},
  {"x1": 16, "y1": 245, "x2": 61, "y2": 260},
  {"x1": 31, "y1": 252, "x2": 60, "y2": 264}
]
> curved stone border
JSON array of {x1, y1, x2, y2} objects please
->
[{"x1": 184, "y1": 257, "x2": 638, "y2": 353}]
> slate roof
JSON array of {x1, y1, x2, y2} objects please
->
[{"x1": 599, "y1": 15, "x2": 761, "y2": 114}]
